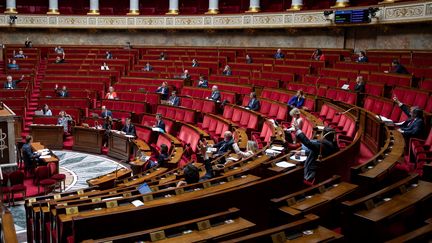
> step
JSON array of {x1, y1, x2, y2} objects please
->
[{"x1": 25, "y1": 122, "x2": 33, "y2": 126}]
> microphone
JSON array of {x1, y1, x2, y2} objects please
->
[{"x1": 336, "y1": 106, "x2": 357, "y2": 115}]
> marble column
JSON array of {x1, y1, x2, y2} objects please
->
[
  {"x1": 47, "y1": 0, "x2": 60, "y2": 14},
  {"x1": 87, "y1": 0, "x2": 100, "y2": 15},
  {"x1": 166, "y1": 0, "x2": 179, "y2": 15},
  {"x1": 288, "y1": 0, "x2": 303, "y2": 11},
  {"x1": 206, "y1": 0, "x2": 219, "y2": 14},
  {"x1": 4, "y1": 0, "x2": 17, "y2": 14},
  {"x1": 128, "y1": 0, "x2": 140, "y2": 15},
  {"x1": 332, "y1": 0, "x2": 350, "y2": 8},
  {"x1": 246, "y1": 0, "x2": 260, "y2": 13}
]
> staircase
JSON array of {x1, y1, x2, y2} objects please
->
[{"x1": 22, "y1": 59, "x2": 47, "y2": 139}]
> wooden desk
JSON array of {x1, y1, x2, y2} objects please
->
[
  {"x1": 73, "y1": 126, "x2": 105, "y2": 154},
  {"x1": 31, "y1": 142, "x2": 59, "y2": 172},
  {"x1": 30, "y1": 124, "x2": 63, "y2": 150},
  {"x1": 287, "y1": 226, "x2": 343, "y2": 242},
  {"x1": 108, "y1": 131, "x2": 133, "y2": 161},
  {"x1": 86, "y1": 168, "x2": 132, "y2": 190}
]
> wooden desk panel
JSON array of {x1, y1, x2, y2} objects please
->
[
  {"x1": 108, "y1": 132, "x2": 133, "y2": 161},
  {"x1": 30, "y1": 125, "x2": 63, "y2": 150},
  {"x1": 86, "y1": 168, "x2": 132, "y2": 189},
  {"x1": 73, "y1": 126, "x2": 105, "y2": 154}
]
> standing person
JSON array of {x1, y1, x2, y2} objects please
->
[
  {"x1": 288, "y1": 90, "x2": 305, "y2": 108},
  {"x1": 245, "y1": 92, "x2": 260, "y2": 111},
  {"x1": 102, "y1": 116, "x2": 113, "y2": 147},
  {"x1": 295, "y1": 126, "x2": 339, "y2": 185},
  {"x1": 57, "y1": 111, "x2": 72, "y2": 133}
]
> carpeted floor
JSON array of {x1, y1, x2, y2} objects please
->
[{"x1": 6, "y1": 150, "x2": 127, "y2": 243}]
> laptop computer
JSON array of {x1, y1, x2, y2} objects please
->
[{"x1": 138, "y1": 183, "x2": 152, "y2": 194}]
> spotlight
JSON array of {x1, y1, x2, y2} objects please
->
[{"x1": 9, "y1": 15, "x2": 17, "y2": 25}]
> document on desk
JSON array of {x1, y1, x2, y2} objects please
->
[
  {"x1": 40, "y1": 155, "x2": 51, "y2": 159},
  {"x1": 151, "y1": 127, "x2": 165, "y2": 133},
  {"x1": 131, "y1": 200, "x2": 144, "y2": 207},
  {"x1": 276, "y1": 161, "x2": 296, "y2": 168}
]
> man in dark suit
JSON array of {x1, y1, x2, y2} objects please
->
[
  {"x1": 121, "y1": 118, "x2": 136, "y2": 136},
  {"x1": 153, "y1": 113, "x2": 165, "y2": 132},
  {"x1": 155, "y1": 82, "x2": 169, "y2": 100},
  {"x1": 198, "y1": 75, "x2": 208, "y2": 88},
  {"x1": 208, "y1": 85, "x2": 221, "y2": 102},
  {"x1": 295, "y1": 126, "x2": 339, "y2": 185},
  {"x1": 4, "y1": 75, "x2": 24, "y2": 89},
  {"x1": 168, "y1": 91, "x2": 180, "y2": 106},
  {"x1": 246, "y1": 92, "x2": 260, "y2": 111},
  {"x1": 393, "y1": 97, "x2": 425, "y2": 139},
  {"x1": 389, "y1": 60, "x2": 409, "y2": 74},
  {"x1": 22, "y1": 135, "x2": 41, "y2": 174},
  {"x1": 212, "y1": 131, "x2": 235, "y2": 156},
  {"x1": 101, "y1": 106, "x2": 113, "y2": 118},
  {"x1": 354, "y1": 76, "x2": 365, "y2": 93},
  {"x1": 55, "y1": 85, "x2": 69, "y2": 97},
  {"x1": 274, "y1": 48, "x2": 285, "y2": 59}
]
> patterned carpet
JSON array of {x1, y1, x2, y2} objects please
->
[{"x1": 9, "y1": 150, "x2": 127, "y2": 243}]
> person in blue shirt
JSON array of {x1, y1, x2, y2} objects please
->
[
  {"x1": 101, "y1": 106, "x2": 113, "y2": 118},
  {"x1": 274, "y1": 48, "x2": 285, "y2": 59},
  {"x1": 55, "y1": 85, "x2": 69, "y2": 97},
  {"x1": 198, "y1": 75, "x2": 208, "y2": 88},
  {"x1": 288, "y1": 90, "x2": 305, "y2": 108},
  {"x1": 156, "y1": 81, "x2": 169, "y2": 100},
  {"x1": 7, "y1": 59, "x2": 19, "y2": 70},
  {"x1": 246, "y1": 92, "x2": 260, "y2": 111},
  {"x1": 168, "y1": 91, "x2": 180, "y2": 106},
  {"x1": 357, "y1": 51, "x2": 368, "y2": 63}
]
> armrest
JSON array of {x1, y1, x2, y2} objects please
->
[{"x1": 337, "y1": 134, "x2": 353, "y2": 141}]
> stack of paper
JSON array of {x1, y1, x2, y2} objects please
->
[
  {"x1": 131, "y1": 200, "x2": 144, "y2": 207},
  {"x1": 275, "y1": 161, "x2": 296, "y2": 168},
  {"x1": 265, "y1": 149, "x2": 282, "y2": 156}
]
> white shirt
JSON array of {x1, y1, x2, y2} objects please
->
[{"x1": 101, "y1": 66, "x2": 110, "y2": 70}]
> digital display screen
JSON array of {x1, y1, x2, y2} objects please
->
[{"x1": 334, "y1": 9, "x2": 370, "y2": 24}]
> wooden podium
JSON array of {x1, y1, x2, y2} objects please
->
[
  {"x1": 108, "y1": 131, "x2": 133, "y2": 161},
  {"x1": 73, "y1": 126, "x2": 104, "y2": 154},
  {"x1": 30, "y1": 125, "x2": 64, "y2": 150},
  {"x1": 0, "y1": 103, "x2": 17, "y2": 168}
]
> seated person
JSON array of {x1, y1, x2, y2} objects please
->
[
  {"x1": 176, "y1": 163, "x2": 200, "y2": 187},
  {"x1": 7, "y1": 59, "x2": 19, "y2": 70},
  {"x1": 232, "y1": 140, "x2": 258, "y2": 159},
  {"x1": 14, "y1": 49, "x2": 26, "y2": 58},
  {"x1": 155, "y1": 81, "x2": 169, "y2": 100},
  {"x1": 105, "y1": 86, "x2": 117, "y2": 99},
  {"x1": 393, "y1": 97, "x2": 425, "y2": 139},
  {"x1": 101, "y1": 106, "x2": 112, "y2": 118},
  {"x1": 55, "y1": 84, "x2": 69, "y2": 97},
  {"x1": 54, "y1": 45, "x2": 64, "y2": 55},
  {"x1": 388, "y1": 60, "x2": 409, "y2": 74},
  {"x1": 156, "y1": 144, "x2": 170, "y2": 167},
  {"x1": 210, "y1": 131, "x2": 236, "y2": 157},
  {"x1": 354, "y1": 76, "x2": 365, "y2": 93},
  {"x1": 57, "y1": 111, "x2": 72, "y2": 133},
  {"x1": 180, "y1": 70, "x2": 191, "y2": 80},
  {"x1": 159, "y1": 52, "x2": 166, "y2": 60},
  {"x1": 4, "y1": 75, "x2": 24, "y2": 89},
  {"x1": 142, "y1": 62, "x2": 153, "y2": 71},
  {"x1": 41, "y1": 104, "x2": 52, "y2": 116},
  {"x1": 153, "y1": 113, "x2": 165, "y2": 132},
  {"x1": 357, "y1": 51, "x2": 368, "y2": 63},
  {"x1": 168, "y1": 91, "x2": 180, "y2": 106},
  {"x1": 274, "y1": 48, "x2": 285, "y2": 59},
  {"x1": 284, "y1": 108, "x2": 303, "y2": 144},
  {"x1": 105, "y1": 51, "x2": 113, "y2": 59},
  {"x1": 245, "y1": 54, "x2": 253, "y2": 64},
  {"x1": 24, "y1": 37, "x2": 32, "y2": 48},
  {"x1": 245, "y1": 92, "x2": 260, "y2": 111},
  {"x1": 207, "y1": 85, "x2": 221, "y2": 102},
  {"x1": 192, "y1": 59, "x2": 199, "y2": 67},
  {"x1": 55, "y1": 55, "x2": 65, "y2": 64},
  {"x1": 288, "y1": 90, "x2": 305, "y2": 108},
  {"x1": 295, "y1": 126, "x2": 339, "y2": 185},
  {"x1": 222, "y1": 65, "x2": 232, "y2": 76},
  {"x1": 121, "y1": 118, "x2": 136, "y2": 136},
  {"x1": 124, "y1": 42, "x2": 132, "y2": 49},
  {"x1": 22, "y1": 135, "x2": 41, "y2": 174},
  {"x1": 101, "y1": 62, "x2": 110, "y2": 70},
  {"x1": 311, "y1": 49, "x2": 325, "y2": 61},
  {"x1": 197, "y1": 75, "x2": 208, "y2": 88}
]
